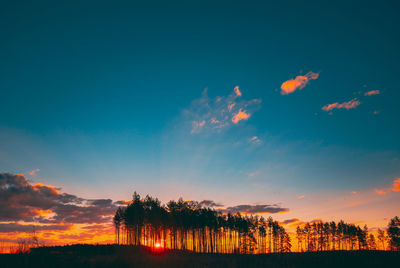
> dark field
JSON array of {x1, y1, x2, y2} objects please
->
[{"x1": 0, "y1": 245, "x2": 398, "y2": 268}]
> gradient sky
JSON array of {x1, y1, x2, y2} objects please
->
[{"x1": 1, "y1": 0, "x2": 400, "y2": 246}]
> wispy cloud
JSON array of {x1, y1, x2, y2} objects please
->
[
  {"x1": 247, "y1": 171, "x2": 259, "y2": 178},
  {"x1": 249, "y1": 136, "x2": 261, "y2": 144},
  {"x1": 191, "y1": 120, "x2": 206, "y2": 134},
  {"x1": 28, "y1": 168, "x2": 40, "y2": 176},
  {"x1": 280, "y1": 71, "x2": 319, "y2": 95},
  {"x1": 364, "y1": 90, "x2": 380, "y2": 96},
  {"x1": 322, "y1": 98, "x2": 360, "y2": 112},
  {"x1": 374, "y1": 189, "x2": 387, "y2": 195},
  {"x1": 186, "y1": 87, "x2": 261, "y2": 134},
  {"x1": 225, "y1": 204, "x2": 289, "y2": 214},
  {"x1": 297, "y1": 195, "x2": 305, "y2": 199}
]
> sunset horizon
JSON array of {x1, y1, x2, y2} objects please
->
[{"x1": 1, "y1": 0, "x2": 400, "y2": 266}]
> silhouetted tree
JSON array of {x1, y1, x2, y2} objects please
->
[
  {"x1": 388, "y1": 216, "x2": 400, "y2": 251},
  {"x1": 377, "y1": 228, "x2": 386, "y2": 250}
]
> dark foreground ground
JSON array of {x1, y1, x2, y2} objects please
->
[{"x1": 1, "y1": 245, "x2": 398, "y2": 268}]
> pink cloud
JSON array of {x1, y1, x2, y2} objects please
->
[
  {"x1": 234, "y1": 86, "x2": 242, "y2": 97},
  {"x1": 228, "y1": 103, "x2": 236, "y2": 112},
  {"x1": 364, "y1": 90, "x2": 380, "y2": 96},
  {"x1": 249, "y1": 136, "x2": 261, "y2": 144},
  {"x1": 232, "y1": 109, "x2": 250, "y2": 124},
  {"x1": 28, "y1": 168, "x2": 40, "y2": 176},
  {"x1": 247, "y1": 172, "x2": 258, "y2": 177},
  {"x1": 322, "y1": 98, "x2": 360, "y2": 112},
  {"x1": 280, "y1": 71, "x2": 319, "y2": 95}
]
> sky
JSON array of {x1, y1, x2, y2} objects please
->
[{"x1": 1, "y1": 0, "x2": 400, "y2": 248}]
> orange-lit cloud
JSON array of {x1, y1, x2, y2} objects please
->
[
  {"x1": 364, "y1": 90, "x2": 380, "y2": 96},
  {"x1": 0, "y1": 172, "x2": 120, "y2": 252},
  {"x1": 28, "y1": 168, "x2": 40, "y2": 176},
  {"x1": 374, "y1": 189, "x2": 387, "y2": 195},
  {"x1": 234, "y1": 86, "x2": 242, "y2": 97},
  {"x1": 297, "y1": 195, "x2": 305, "y2": 199},
  {"x1": 392, "y1": 178, "x2": 400, "y2": 192},
  {"x1": 322, "y1": 98, "x2": 360, "y2": 112},
  {"x1": 114, "y1": 200, "x2": 132, "y2": 205},
  {"x1": 0, "y1": 173, "x2": 117, "y2": 224},
  {"x1": 232, "y1": 109, "x2": 250, "y2": 124},
  {"x1": 32, "y1": 183, "x2": 61, "y2": 195},
  {"x1": 280, "y1": 71, "x2": 319, "y2": 95}
]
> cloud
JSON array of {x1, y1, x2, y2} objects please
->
[
  {"x1": 249, "y1": 136, "x2": 261, "y2": 144},
  {"x1": 392, "y1": 178, "x2": 400, "y2": 192},
  {"x1": 297, "y1": 195, "x2": 305, "y2": 199},
  {"x1": 28, "y1": 168, "x2": 40, "y2": 176},
  {"x1": 247, "y1": 171, "x2": 258, "y2": 177},
  {"x1": 225, "y1": 204, "x2": 289, "y2": 214},
  {"x1": 282, "y1": 218, "x2": 299, "y2": 224},
  {"x1": 232, "y1": 109, "x2": 251, "y2": 124},
  {"x1": 199, "y1": 200, "x2": 223, "y2": 208},
  {"x1": 0, "y1": 173, "x2": 117, "y2": 224},
  {"x1": 0, "y1": 223, "x2": 71, "y2": 233},
  {"x1": 191, "y1": 120, "x2": 206, "y2": 134},
  {"x1": 281, "y1": 218, "x2": 304, "y2": 227},
  {"x1": 346, "y1": 201, "x2": 365, "y2": 208},
  {"x1": 364, "y1": 90, "x2": 380, "y2": 96},
  {"x1": 234, "y1": 86, "x2": 242, "y2": 97},
  {"x1": 374, "y1": 189, "x2": 387, "y2": 195},
  {"x1": 186, "y1": 87, "x2": 261, "y2": 134},
  {"x1": 114, "y1": 200, "x2": 132, "y2": 205},
  {"x1": 280, "y1": 71, "x2": 319, "y2": 95},
  {"x1": 322, "y1": 98, "x2": 360, "y2": 112}
]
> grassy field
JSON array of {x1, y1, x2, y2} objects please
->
[{"x1": 0, "y1": 245, "x2": 398, "y2": 268}]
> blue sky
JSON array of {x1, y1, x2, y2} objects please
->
[{"x1": 1, "y1": 0, "x2": 400, "y2": 224}]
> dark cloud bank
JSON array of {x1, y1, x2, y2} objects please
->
[{"x1": 0, "y1": 172, "x2": 289, "y2": 233}]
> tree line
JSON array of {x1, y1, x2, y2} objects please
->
[
  {"x1": 113, "y1": 192, "x2": 400, "y2": 253},
  {"x1": 296, "y1": 216, "x2": 400, "y2": 252},
  {"x1": 113, "y1": 192, "x2": 290, "y2": 253}
]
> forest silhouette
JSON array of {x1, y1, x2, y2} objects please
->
[{"x1": 113, "y1": 192, "x2": 400, "y2": 254}]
